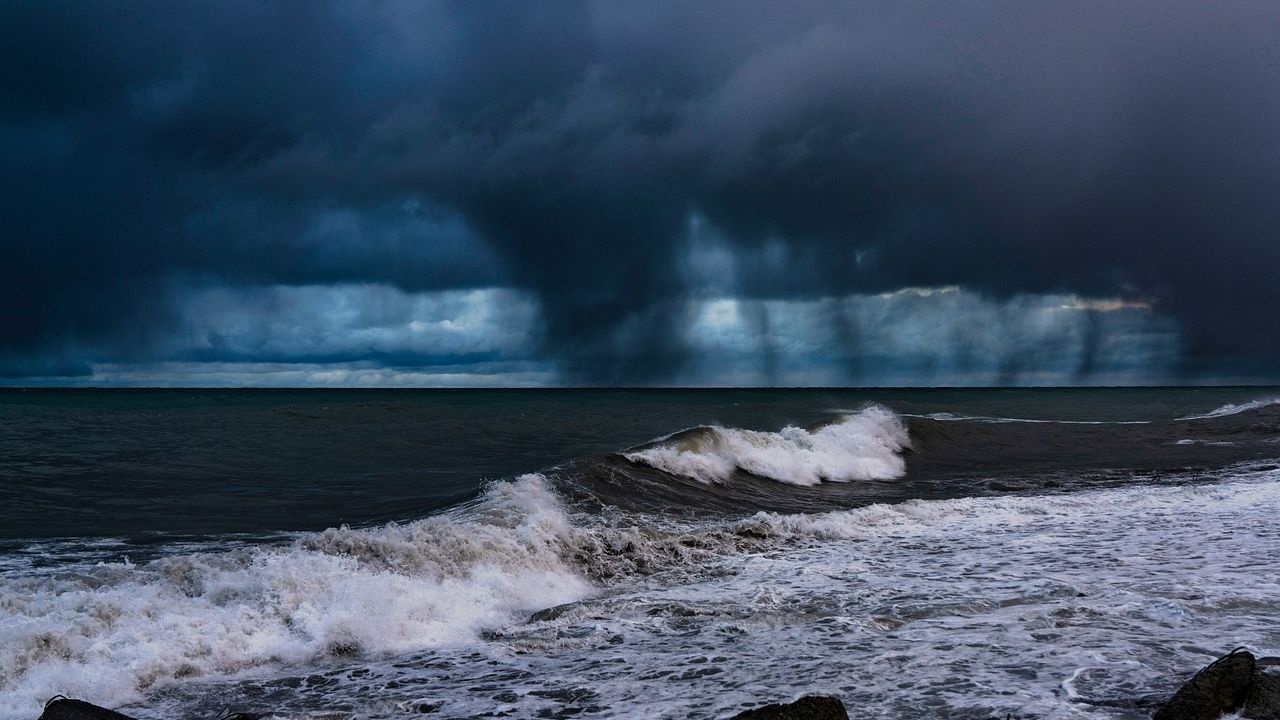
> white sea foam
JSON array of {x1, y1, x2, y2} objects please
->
[
  {"x1": 622, "y1": 405, "x2": 910, "y2": 486},
  {"x1": 1179, "y1": 397, "x2": 1280, "y2": 420},
  {"x1": 0, "y1": 474, "x2": 592, "y2": 718},
  {"x1": 748, "y1": 464, "x2": 1280, "y2": 542},
  {"x1": 7, "y1": 466, "x2": 1280, "y2": 718},
  {"x1": 464, "y1": 467, "x2": 1280, "y2": 720}
]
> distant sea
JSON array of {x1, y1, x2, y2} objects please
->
[{"x1": 2, "y1": 388, "x2": 1279, "y2": 718}]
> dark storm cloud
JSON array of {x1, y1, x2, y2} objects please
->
[{"x1": 2, "y1": 1, "x2": 1278, "y2": 382}]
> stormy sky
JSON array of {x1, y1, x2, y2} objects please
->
[{"x1": 2, "y1": 1, "x2": 1278, "y2": 386}]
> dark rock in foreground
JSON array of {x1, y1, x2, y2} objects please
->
[
  {"x1": 729, "y1": 695, "x2": 849, "y2": 720},
  {"x1": 1244, "y1": 666, "x2": 1280, "y2": 720},
  {"x1": 38, "y1": 699, "x2": 137, "y2": 720},
  {"x1": 36, "y1": 698, "x2": 262, "y2": 720},
  {"x1": 1154, "y1": 649, "x2": 1280, "y2": 720},
  {"x1": 1154, "y1": 649, "x2": 1255, "y2": 720}
]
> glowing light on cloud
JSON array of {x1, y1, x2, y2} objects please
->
[
  {"x1": 12, "y1": 282, "x2": 1180, "y2": 387},
  {"x1": 682, "y1": 290, "x2": 1179, "y2": 387},
  {"x1": 1058, "y1": 297, "x2": 1152, "y2": 313}
]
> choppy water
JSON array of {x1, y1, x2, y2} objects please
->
[{"x1": 2, "y1": 389, "x2": 1280, "y2": 719}]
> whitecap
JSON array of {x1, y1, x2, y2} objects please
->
[
  {"x1": 1179, "y1": 397, "x2": 1280, "y2": 420},
  {"x1": 0, "y1": 474, "x2": 592, "y2": 717},
  {"x1": 622, "y1": 405, "x2": 910, "y2": 486}
]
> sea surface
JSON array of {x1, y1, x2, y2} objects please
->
[{"x1": 2, "y1": 388, "x2": 1279, "y2": 719}]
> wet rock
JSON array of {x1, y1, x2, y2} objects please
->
[
  {"x1": 729, "y1": 695, "x2": 849, "y2": 720},
  {"x1": 37, "y1": 699, "x2": 137, "y2": 720},
  {"x1": 1244, "y1": 665, "x2": 1280, "y2": 720},
  {"x1": 528, "y1": 602, "x2": 579, "y2": 623},
  {"x1": 36, "y1": 698, "x2": 262, "y2": 720},
  {"x1": 1154, "y1": 649, "x2": 1256, "y2": 720}
]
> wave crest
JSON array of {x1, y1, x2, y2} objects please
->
[
  {"x1": 0, "y1": 472, "x2": 792, "y2": 716},
  {"x1": 0, "y1": 474, "x2": 591, "y2": 716},
  {"x1": 1179, "y1": 397, "x2": 1280, "y2": 420},
  {"x1": 621, "y1": 405, "x2": 910, "y2": 486}
]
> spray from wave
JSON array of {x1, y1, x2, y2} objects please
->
[
  {"x1": 0, "y1": 472, "x2": 793, "y2": 716},
  {"x1": 621, "y1": 405, "x2": 910, "y2": 486},
  {"x1": 6, "y1": 455, "x2": 1280, "y2": 717},
  {"x1": 10, "y1": 398, "x2": 1280, "y2": 717},
  {"x1": 0, "y1": 475, "x2": 592, "y2": 716}
]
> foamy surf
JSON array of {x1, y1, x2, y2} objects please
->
[
  {"x1": 459, "y1": 465, "x2": 1280, "y2": 719},
  {"x1": 7, "y1": 388, "x2": 1280, "y2": 719},
  {"x1": 95, "y1": 462, "x2": 1280, "y2": 720},
  {"x1": 0, "y1": 471, "x2": 804, "y2": 718},
  {"x1": 5, "y1": 461, "x2": 1280, "y2": 718},
  {"x1": 621, "y1": 405, "x2": 910, "y2": 486},
  {"x1": 0, "y1": 474, "x2": 593, "y2": 717}
]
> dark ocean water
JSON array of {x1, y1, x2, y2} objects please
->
[
  {"x1": 3, "y1": 387, "x2": 1278, "y2": 539},
  {"x1": 2, "y1": 388, "x2": 1280, "y2": 719}
]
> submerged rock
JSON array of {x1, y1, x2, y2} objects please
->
[
  {"x1": 729, "y1": 695, "x2": 849, "y2": 720},
  {"x1": 1154, "y1": 649, "x2": 1258, "y2": 720},
  {"x1": 37, "y1": 699, "x2": 137, "y2": 720}
]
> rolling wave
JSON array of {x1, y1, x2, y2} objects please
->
[
  {"x1": 0, "y1": 472, "x2": 811, "y2": 715},
  {"x1": 1178, "y1": 397, "x2": 1280, "y2": 420},
  {"x1": 9, "y1": 396, "x2": 1280, "y2": 716},
  {"x1": 0, "y1": 475, "x2": 592, "y2": 715},
  {"x1": 621, "y1": 405, "x2": 910, "y2": 486},
  {"x1": 7, "y1": 463, "x2": 1280, "y2": 718},
  {"x1": 573, "y1": 398, "x2": 1280, "y2": 515}
]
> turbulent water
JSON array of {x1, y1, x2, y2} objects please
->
[{"x1": 2, "y1": 389, "x2": 1280, "y2": 719}]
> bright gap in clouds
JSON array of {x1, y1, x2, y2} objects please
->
[
  {"x1": 12, "y1": 283, "x2": 1180, "y2": 387},
  {"x1": 74, "y1": 285, "x2": 555, "y2": 387},
  {"x1": 683, "y1": 290, "x2": 1179, "y2": 387}
]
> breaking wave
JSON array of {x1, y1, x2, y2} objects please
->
[
  {"x1": 9, "y1": 396, "x2": 1280, "y2": 717},
  {"x1": 0, "y1": 473, "x2": 814, "y2": 715},
  {"x1": 0, "y1": 475, "x2": 592, "y2": 715},
  {"x1": 1178, "y1": 397, "x2": 1280, "y2": 420},
  {"x1": 5, "y1": 458, "x2": 1280, "y2": 717},
  {"x1": 621, "y1": 405, "x2": 910, "y2": 486}
]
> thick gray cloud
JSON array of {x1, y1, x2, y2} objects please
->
[{"x1": 2, "y1": 1, "x2": 1278, "y2": 383}]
